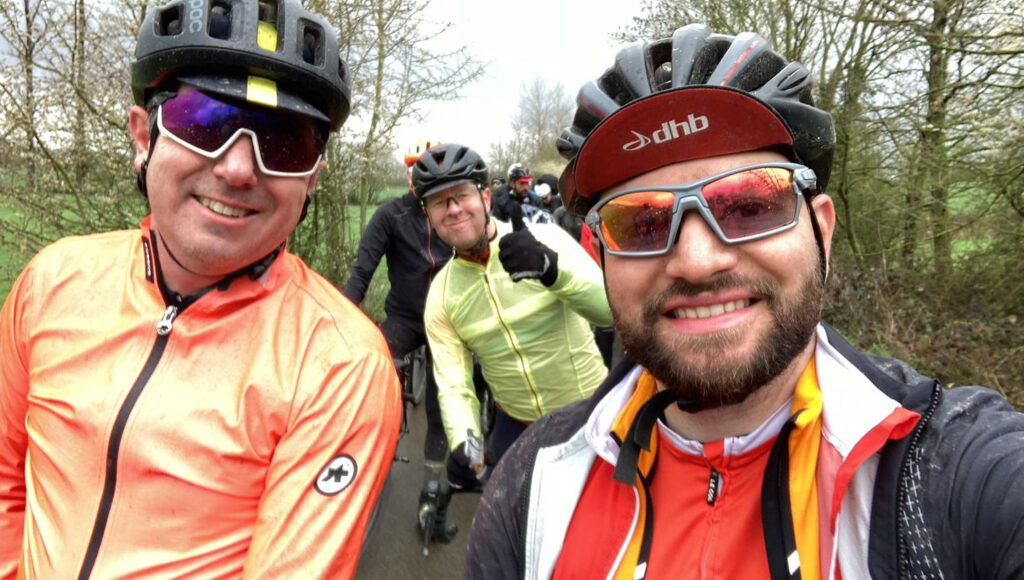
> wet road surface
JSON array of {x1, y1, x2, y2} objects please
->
[{"x1": 356, "y1": 399, "x2": 481, "y2": 579}]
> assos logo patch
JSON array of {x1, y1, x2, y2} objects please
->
[
  {"x1": 315, "y1": 454, "x2": 358, "y2": 496},
  {"x1": 622, "y1": 113, "x2": 709, "y2": 151}
]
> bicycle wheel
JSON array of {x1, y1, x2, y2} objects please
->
[
  {"x1": 410, "y1": 346, "x2": 427, "y2": 406},
  {"x1": 477, "y1": 385, "x2": 495, "y2": 438},
  {"x1": 359, "y1": 463, "x2": 392, "y2": 557}
]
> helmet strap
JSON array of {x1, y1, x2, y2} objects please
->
[
  {"x1": 153, "y1": 229, "x2": 285, "y2": 300},
  {"x1": 475, "y1": 189, "x2": 492, "y2": 253},
  {"x1": 804, "y1": 195, "x2": 828, "y2": 283},
  {"x1": 136, "y1": 121, "x2": 160, "y2": 199},
  {"x1": 136, "y1": 160, "x2": 149, "y2": 197}
]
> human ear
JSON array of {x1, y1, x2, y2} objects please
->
[
  {"x1": 128, "y1": 106, "x2": 152, "y2": 171},
  {"x1": 811, "y1": 194, "x2": 836, "y2": 268}
]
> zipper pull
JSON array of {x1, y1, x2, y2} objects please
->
[
  {"x1": 706, "y1": 468, "x2": 721, "y2": 505},
  {"x1": 156, "y1": 305, "x2": 178, "y2": 336}
]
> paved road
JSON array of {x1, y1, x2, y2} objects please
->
[{"x1": 356, "y1": 400, "x2": 482, "y2": 579}]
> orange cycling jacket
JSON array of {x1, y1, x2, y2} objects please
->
[{"x1": 0, "y1": 218, "x2": 401, "y2": 579}]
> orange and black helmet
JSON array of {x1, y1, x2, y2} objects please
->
[{"x1": 404, "y1": 140, "x2": 443, "y2": 168}]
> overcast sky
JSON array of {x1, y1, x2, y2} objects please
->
[{"x1": 390, "y1": 0, "x2": 647, "y2": 162}]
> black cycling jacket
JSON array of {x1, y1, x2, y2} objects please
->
[
  {"x1": 343, "y1": 192, "x2": 452, "y2": 324},
  {"x1": 491, "y1": 184, "x2": 529, "y2": 222}
]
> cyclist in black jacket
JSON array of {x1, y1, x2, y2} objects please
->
[
  {"x1": 343, "y1": 140, "x2": 456, "y2": 544},
  {"x1": 491, "y1": 163, "x2": 535, "y2": 222}
]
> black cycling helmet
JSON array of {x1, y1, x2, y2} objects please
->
[
  {"x1": 507, "y1": 163, "x2": 532, "y2": 183},
  {"x1": 411, "y1": 143, "x2": 489, "y2": 201},
  {"x1": 557, "y1": 24, "x2": 835, "y2": 217},
  {"x1": 132, "y1": 0, "x2": 350, "y2": 130}
]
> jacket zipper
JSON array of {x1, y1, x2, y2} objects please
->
[
  {"x1": 699, "y1": 468, "x2": 723, "y2": 580},
  {"x1": 706, "y1": 467, "x2": 721, "y2": 505},
  {"x1": 894, "y1": 382, "x2": 942, "y2": 579},
  {"x1": 481, "y1": 272, "x2": 543, "y2": 416},
  {"x1": 76, "y1": 305, "x2": 180, "y2": 579}
]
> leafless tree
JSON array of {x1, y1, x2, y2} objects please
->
[
  {"x1": 0, "y1": 0, "x2": 483, "y2": 293},
  {"x1": 292, "y1": 0, "x2": 484, "y2": 285}
]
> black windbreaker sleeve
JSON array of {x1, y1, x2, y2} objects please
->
[
  {"x1": 465, "y1": 434, "x2": 530, "y2": 579},
  {"x1": 921, "y1": 386, "x2": 1024, "y2": 578},
  {"x1": 342, "y1": 205, "x2": 393, "y2": 305}
]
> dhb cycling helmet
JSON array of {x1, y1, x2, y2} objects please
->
[
  {"x1": 132, "y1": 0, "x2": 350, "y2": 130},
  {"x1": 557, "y1": 24, "x2": 835, "y2": 217},
  {"x1": 411, "y1": 143, "x2": 489, "y2": 201},
  {"x1": 404, "y1": 140, "x2": 443, "y2": 167},
  {"x1": 507, "y1": 163, "x2": 532, "y2": 183}
]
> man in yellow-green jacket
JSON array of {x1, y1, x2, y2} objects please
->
[{"x1": 412, "y1": 144, "x2": 611, "y2": 491}]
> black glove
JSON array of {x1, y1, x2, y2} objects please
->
[
  {"x1": 447, "y1": 435, "x2": 487, "y2": 491},
  {"x1": 509, "y1": 199, "x2": 525, "y2": 230},
  {"x1": 498, "y1": 224, "x2": 559, "y2": 287}
]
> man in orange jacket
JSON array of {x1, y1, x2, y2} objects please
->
[{"x1": 0, "y1": 0, "x2": 401, "y2": 577}]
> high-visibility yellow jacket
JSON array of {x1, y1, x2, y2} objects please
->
[
  {"x1": 424, "y1": 219, "x2": 612, "y2": 450},
  {"x1": 0, "y1": 218, "x2": 401, "y2": 579}
]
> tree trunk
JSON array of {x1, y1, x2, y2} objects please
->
[{"x1": 923, "y1": 0, "x2": 952, "y2": 280}]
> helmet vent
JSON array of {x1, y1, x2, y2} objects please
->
[
  {"x1": 647, "y1": 40, "x2": 672, "y2": 90},
  {"x1": 209, "y1": 1, "x2": 232, "y2": 40},
  {"x1": 258, "y1": 0, "x2": 276, "y2": 23},
  {"x1": 337, "y1": 58, "x2": 348, "y2": 84},
  {"x1": 156, "y1": 5, "x2": 183, "y2": 36},
  {"x1": 300, "y1": 22, "x2": 323, "y2": 66},
  {"x1": 690, "y1": 39, "x2": 731, "y2": 84},
  {"x1": 653, "y1": 62, "x2": 672, "y2": 91},
  {"x1": 597, "y1": 71, "x2": 634, "y2": 108},
  {"x1": 452, "y1": 148, "x2": 467, "y2": 165},
  {"x1": 732, "y1": 52, "x2": 786, "y2": 91}
]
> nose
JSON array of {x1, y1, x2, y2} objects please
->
[
  {"x1": 442, "y1": 196, "x2": 463, "y2": 215},
  {"x1": 212, "y1": 134, "x2": 260, "y2": 188},
  {"x1": 663, "y1": 210, "x2": 738, "y2": 283}
]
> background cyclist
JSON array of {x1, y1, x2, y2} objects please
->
[
  {"x1": 490, "y1": 162, "x2": 535, "y2": 221},
  {"x1": 411, "y1": 144, "x2": 612, "y2": 492},
  {"x1": 0, "y1": 0, "x2": 400, "y2": 576},
  {"x1": 343, "y1": 140, "x2": 457, "y2": 545},
  {"x1": 533, "y1": 173, "x2": 563, "y2": 213}
]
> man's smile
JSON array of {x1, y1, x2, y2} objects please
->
[
  {"x1": 667, "y1": 298, "x2": 754, "y2": 320},
  {"x1": 197, "y1": 196, "x2": 255, "y2": 218}
]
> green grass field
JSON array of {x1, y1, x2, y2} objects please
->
[{"x1": 0, "y1": 196, "x2": 29, "y2": 302}]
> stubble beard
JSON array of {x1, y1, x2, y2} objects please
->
[
  {"x1": 444, "y1": 208, "x2": 492, "y2": 262},
  {"x1": 613, "y1": 266, "x2": 825, "y2": 411}
]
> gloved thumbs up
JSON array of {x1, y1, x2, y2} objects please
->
[
  {"x1": 499, "y1": 227, "x2": 559, "y2": 287},
  {"x1": 510, "y1": 201, "x2": 527, "y2": 232}
]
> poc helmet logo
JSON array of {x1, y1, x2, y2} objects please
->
[
  {"x1": 622, "y1": 114, "x2": 710, "y2": 151},
  {"x1": 185, "y1": 0, "x2": 206, "y2": 33}
]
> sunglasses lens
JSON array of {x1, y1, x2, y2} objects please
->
[
  {"x1": 253, "y1": 116, "x2": 323, "y2": 173},
  {"x1": 595, "y1": 166, "x2": 801, "y2": 254},
  {"x1": 159, "y1": 89, "x2": 237, "y2": 151},
  {"x1": 160, "y1": 88, "x2": 323, "y2": 174},
  {"x1": 702, "y1": 167, "x2": 797, "y2": 240},
  {"x1": 596, "y1": 191, "x2": 676, "y2": 253}
]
